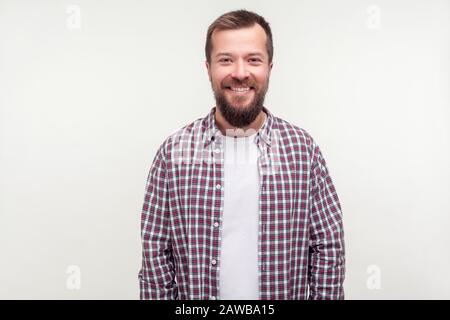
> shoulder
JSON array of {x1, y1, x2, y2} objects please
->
[
  {"x1": 271, "y1": 115, "x2": 329, "y2": 174},
  {"x1": 154, "y1": 116, "x2": 206, "y2": 161},
  {"x1": 271, "y1": 115, "x2": 317, "y2": 153}
]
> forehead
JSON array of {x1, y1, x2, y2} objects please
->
[{"x1": 211, "y1": 23, "x2": 268, "y2": 57}]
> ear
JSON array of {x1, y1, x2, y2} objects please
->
[
  {"x1": 269, "y1": 61, "x2": 273, "y2": 76},
  {"x1": 205, "y1": 60, "x2": 212, "y2": 81}
]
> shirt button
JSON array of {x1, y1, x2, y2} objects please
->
[
  {"x1": 214, "y1": 148, "x2": 221, "y2": 154},
  {"x1": 213, "y1": 222, "x2": 219, "y2": 227},
  {"x1": 211, "y1": 259, "x2": 217, "y2": 265},
  {"x1": 216, "y1": 184, "x2": 222, "y2": 190}
]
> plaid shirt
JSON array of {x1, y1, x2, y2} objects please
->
[{"x1": 139, "y1": 106, "x2": 345, "y2": 300}]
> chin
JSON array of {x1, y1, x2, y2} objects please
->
[
  {"x1": 226, "y1": 97, "x2": 253, "y2": 107},
  {"x1": 229, "y1": 103, "x2": 253, "y2": 110}
]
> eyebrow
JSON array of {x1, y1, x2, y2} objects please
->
[{"x1": 215, "y1": 52, "x2": 265, "y2": 58}]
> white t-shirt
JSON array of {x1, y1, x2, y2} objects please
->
[{"x1": 218, "y1": 128, "x2": 262, "y2": 300}]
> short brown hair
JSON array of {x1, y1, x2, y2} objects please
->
[{"x1": 205, "y1": 9, "x2": 273, "y2": 64}]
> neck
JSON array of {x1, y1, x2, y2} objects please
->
[{"x1": 215, "y1": 107, "x2": 267, "y2": 137}]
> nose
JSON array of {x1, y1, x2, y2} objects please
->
[{"x1": 231, "y1": 60, "x2": 249, "y2": 81}]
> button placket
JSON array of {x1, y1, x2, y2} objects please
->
[{"x1": 210, "y1": 134, "x2": 223, "y2": 301}]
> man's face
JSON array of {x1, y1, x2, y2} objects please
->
[{"x1": 206, "y1": 23, "x2": 273, "y2": 128}]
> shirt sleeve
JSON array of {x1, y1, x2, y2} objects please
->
[
  {"x1": 307, "y1": 139, "x2": 346, "y2": 300},
  {"x1": 138, "y1": 145, "x2": 178, "y2": 300}
]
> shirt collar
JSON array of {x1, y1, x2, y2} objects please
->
[{"x1": 202, "y1": 106, "x2": 274, "y2": 148}]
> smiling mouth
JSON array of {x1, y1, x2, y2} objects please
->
[{"x1": 226, "y1": 86, "x2": 254, "y2": 94}]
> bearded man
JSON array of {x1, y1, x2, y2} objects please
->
[{"x1": 138, "y1": 9, "x2": 345, "y2": 300}]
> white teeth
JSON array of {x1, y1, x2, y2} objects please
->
[{"x1": 230, "y1": 87, "x2": 250, "y2": 92}]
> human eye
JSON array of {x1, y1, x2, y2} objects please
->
[
  {"x1": 249, "y1": 58, "x2": 262, "y2": 64},
  {"x1": 219, "y1": 58, "x2": 232, "y2": 63}
]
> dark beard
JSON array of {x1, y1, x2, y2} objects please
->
[{"x1": 214, "y1": 85, "x2": 267, "y2": 128}]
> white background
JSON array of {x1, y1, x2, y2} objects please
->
[{"x1": 1, "y1": 0, "x2": 449, "y2": 299}]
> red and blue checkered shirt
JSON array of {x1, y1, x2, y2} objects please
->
[{"x1": 139, "y1": 106, "x2": 345, "y2": 300}]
